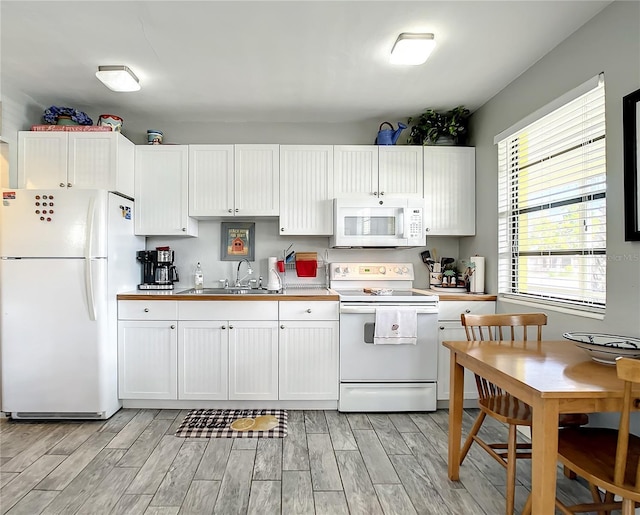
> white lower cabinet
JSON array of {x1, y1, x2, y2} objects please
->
[
  {"x1": 279, "y1": 320, "x2": 339, "y2": 400},
  {"x1": 437, "y1": 301, "x2": 496, "y2": 402},
  {"x1": 118, "y1": 320, "x2": 178, "y2": 400},
  {"x1": 178, "y1": 321, "x2": 228, "y2": 400},
  {"x1": 228, "y1": 320, "x2": 279, "y2": 400},
  {"x1": 118, "y1": 299, "x2": 339, "y2": 403}
]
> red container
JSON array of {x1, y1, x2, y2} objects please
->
[{"x1": 295, "y1": 260, "x2": 317, "y2": 277}]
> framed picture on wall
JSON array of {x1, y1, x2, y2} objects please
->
[
  {"x1": 220, "y1": 222, "x2": 255, "y2": 261},
  {"x1": 623, "y1": 87, "x2": 640, "y2": 241}
]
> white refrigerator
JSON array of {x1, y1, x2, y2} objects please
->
[{"x1": 0, "y1": 189, "x2": 143, "y2": 419}]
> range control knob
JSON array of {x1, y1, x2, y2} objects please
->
[
  {"x1": 394, "y1": 267, "x2": 401, "y2": 274},
  {"x1": 343, "y1": 267, "x2": 350, "y2": 274},
  {"x1": 402, "y1": 266, "x2": 409, "y2": 273},
  {"x1": 378, "y1": 266, "x2": 386, "y2": 274}
]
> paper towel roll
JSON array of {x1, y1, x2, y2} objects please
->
[
  {"x1": 470, "y1": 256, "x2": 485, "y2": 294},
  {"x1": 267, "y1": 257, "x2": 280, "y2": 290}
]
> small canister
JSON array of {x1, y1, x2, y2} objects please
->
[
  {"x1": 429, "y1": 272, "x2": 442, "y2": 287},
  {"x1": 147, "y1": 129, "x2": 163, "y2": 145},
  {"x1": 97, "y1": 114, "x2": 123, "y2": 132}
]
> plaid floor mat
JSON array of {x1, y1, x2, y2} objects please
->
[{"x1": 175, "y1": 409, "x2": 288, "y2": 438}]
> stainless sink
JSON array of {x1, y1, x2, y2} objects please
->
[{"x1": 177, "y1": 288, "x2": 276, "y2": 295}]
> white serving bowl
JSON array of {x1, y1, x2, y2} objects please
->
[{"x1": 562, "y1": 332, "x2": 640, "y2": 365}]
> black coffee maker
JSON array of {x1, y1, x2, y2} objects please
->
[{"x1": 137, "y1": 248, "x2": 179, "y2": 290}]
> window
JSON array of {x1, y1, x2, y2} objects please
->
[{"x1": 496, "y1": 75, "x2": 606, "y2": 312}]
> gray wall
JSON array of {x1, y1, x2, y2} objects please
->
[{"x1": 461, "y1": 0, "x2": 640, "y2": 340}]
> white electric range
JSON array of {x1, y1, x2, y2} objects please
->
[{"x1": 329, "y1": 263, "x2": 439, "y2": 412}]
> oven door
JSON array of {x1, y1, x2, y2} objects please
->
[{"x1": 339, "y1": 304, "x2": 438, "y2": 382}]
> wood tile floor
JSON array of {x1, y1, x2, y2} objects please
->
[{"x1": 0, "y1": 408, "x2": 594, "y2": 514}]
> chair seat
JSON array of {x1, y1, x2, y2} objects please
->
[
  {"x1": 479, "y1": 395, "x2": 532, "y2": 425},
  {"x1": 558, "y1": 427, "x2": 640, "y2": 502}
]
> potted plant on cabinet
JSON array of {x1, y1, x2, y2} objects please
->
[{"x1": 407, "y1": 105, "x2": 470, "y2": 145}]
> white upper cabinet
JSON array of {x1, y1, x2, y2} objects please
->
[
  {"x1": 333, "y1": 145, "x2": 378, "y2": 198},
  {"x1": 18, "y1": 131, "x2": 134, "y2": 197},
  {"x1": 423, "y1": 146, "x2": 476, "y2": 236},
  {"x1": 135, "y1": 145, "x2": 198, "y2": 236},
  {"x1": 279, "y1": 145, "x2": 334, "y2": 235},
  {"x1": 333, "y1": 145, "x2": 423, "y2": 199},
  {"x1": 235, "y1": 145, "x2": 279, "y2": 216},
  {"x1": 188, "y1": 144, "x2": 279, "y2": 218},
  {"x1": 378, "y1": 146, "x2": 423, "y2": 198}
]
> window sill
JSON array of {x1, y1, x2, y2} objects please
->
[{"x1": 499, "y1": 295, "x2": 605, "y2": 320}]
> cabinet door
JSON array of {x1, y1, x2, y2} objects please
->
[
  {"x1": 67, "y1": 133, "x2": 118, "y2": 190},
  {"x1": 235, "y1": 144, "x2": 279, "y2": 216},
  {"x1": 423, "y1": 147, "x2": 475, "y2": 235},
  {"x1": 188, "y1": 145, "x2": 234, "y2": 217},
  {"x1": 437, "y1": 322, "x2": 480, "y2": 401},
  {"x1": 279, "y1": 145, "x2": 333, "y2": 235},
  {"x1": 333, "y1": 145, "x2": 378, "y2": 198},
  {"x1": 17, "y1": 132, "x2": 68, "y2": 188},
  {"x1": 228, "y1": 321, "x2": 279, "y2": 400},
  {"x1": 178, "y1": 321, "x2": 228, "y2": 400},
  {"x1": 279, "y1": 320, "x2": 339, "y2": 400},
  {"x1": 378, "y1": 146, "x2": 423, "y2": 198},
  {"x1": 118, "y1": 320, "x2": 178, "y2": 400},
  {"x1": 135, "y1": 145, "x2": 198, "y2": 236}
]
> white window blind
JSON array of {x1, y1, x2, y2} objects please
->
[{"x1": 497, "y1": 76, "x2": 606, "y2": 311}]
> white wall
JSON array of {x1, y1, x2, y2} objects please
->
[
  {"x1": 461, "y1": 0, "x2": 640, "y2": 339},
  {"x1": 462, "y1": 1, "x2": 640, "y2": 429},
  {"x1": 146, "y1": 220, "x2": 459, "y2": 291}
]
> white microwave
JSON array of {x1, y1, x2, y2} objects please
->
[{"x1": 330, "y1": 198, "x2": 426, "y2": 248}]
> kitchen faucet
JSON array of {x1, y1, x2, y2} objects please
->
[{"x1": 235, "y1": 259, "x2": 253, "y2": 287}]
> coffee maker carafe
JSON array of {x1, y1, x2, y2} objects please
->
[{"x1": 137, "y1": 247, "x2": 179, "y2": 290}]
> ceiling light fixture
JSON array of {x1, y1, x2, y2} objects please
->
[
  {"x1": 95, "y1": 65, "x2": 140, "y2": 92},
  {"x1": 390, "y1": 33, "x2": 436, "y2": 65}
]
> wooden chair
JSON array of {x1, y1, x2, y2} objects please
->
[
  {"x1": 523, "y1": 356, "x2": 640, "y2": 515},
  {"x1": 459, "y1": 312, "x2": 588, "y2": 515}
]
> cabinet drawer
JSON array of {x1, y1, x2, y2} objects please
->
[
  {"x1": 279, "y1": 301, "x2": 339, "y2": 320},
  {"x1": 179, "y1": 301, "x2": 278, "y2": 321},
  {"x1": 118, "y1": 301, "x2": 178, "y2": 320},
  {"x1": 438, "y1": 301, "x2": 495, "y2": 321}
]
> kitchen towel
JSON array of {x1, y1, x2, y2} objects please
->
[
  {"x1": 373, "y1": 307, "x2": 417, "y2": 345},
  {"x1": 470, "y1": 256, "x2": 485, "y2": 293}
]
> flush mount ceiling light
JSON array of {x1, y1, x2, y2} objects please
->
[
  {"x1": 390, "y1": 33, "x2": 436, "y2": 65},
  {"x1": 95, "y1": 65, "x2": 140, "y2": 92}
]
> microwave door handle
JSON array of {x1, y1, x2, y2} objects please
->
[{"x1": 399, "y1": 208, "x2": 407, "y2": 239}]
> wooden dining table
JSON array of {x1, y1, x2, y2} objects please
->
[{"x1": 444, "y1": 339, "x2": 638, "y2": 514}]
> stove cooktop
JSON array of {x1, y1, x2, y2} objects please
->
[{"x1": 335, "y1": 289, "x2": 438, "y2": 302}]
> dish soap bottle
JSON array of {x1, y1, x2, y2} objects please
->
[{"x1": 194, "y1": 262, "x2": 204, "y2": 291}]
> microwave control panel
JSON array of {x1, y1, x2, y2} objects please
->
[{"x1": 407, "y1": 208, "x2": 423, "y2": 239}]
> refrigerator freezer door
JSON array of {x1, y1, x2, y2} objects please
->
[
  {"x1": 1, "y1": 189, "x2": 107, "y2": 258},
  {"x1": 0, "y1": 257, "x2": 118, "y2": 417}
]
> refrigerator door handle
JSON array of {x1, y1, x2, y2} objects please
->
[{"x1": 84, "y1": 196, "x2": 97, "y2": 321}]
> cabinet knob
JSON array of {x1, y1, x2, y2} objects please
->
[
  {"x1": 280, "y1": 325, "x2": 285, "y2": 329},
  {"x1": 380, "y1": 191, "x2": 384, "y2": 196},
  {"x1": 306, "y1": 309, "x2": 312, "y2": 313},
  {"x1": 222, "y1": 325, "x2": 226, "y2": 329},
  {"x1": 426, "y1": 228, "x2": 431, "y2": 232},
  {"x1": 465, "y1": 309, "x2": 471, "y2": 313},
  {"x1": 440, "y1": 326, "x2": 445, "y2": 330},
  {"x1": 373, "y1": 191, "x2": 378, "y2": 196},
  {"x1": 182, "y1": 228, "x2": 186, "y2": 232},
  {"x1": 228, "y1": 209, "x2": 233, "y2": 213},
  {"x1": 229, "y1": 325, "x2": 234, "y2": 329},
  {"x1": 235, "y1": 209, "x2": 239, "y2": 212},
  {"x1": 144, "y1": 308, "x2": 149, "y2": 313},
  {"x1": 281, "y1": 228, "x2": 285, "y2": 232},
  {"x1": 67, "y1": 183, "x2": 72, "y2": 188},
  {"x1": 170, "y1": 325, "x2": 175, "y2": 329},
  {"x1": 59, "y1": 183, "x2": 65, "y2": 188}
]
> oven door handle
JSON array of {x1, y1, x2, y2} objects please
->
[{"x1": 340, "y1": 305, "x2": 438, "y2": 315}]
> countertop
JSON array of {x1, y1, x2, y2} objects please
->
[
  {"x1": 117, "y1": 288, "x2": 340, "y2": 301},
  {"x1": 413, "y1": 288, "x2": 497, "y2": 301}
]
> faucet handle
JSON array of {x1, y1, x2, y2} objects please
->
[
  {"x1": 218, "y1": 278, "x2": 229, "y2": 288},
  {"x1": 258, "y1": 276, "x2": 263, "y2": 288}
]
